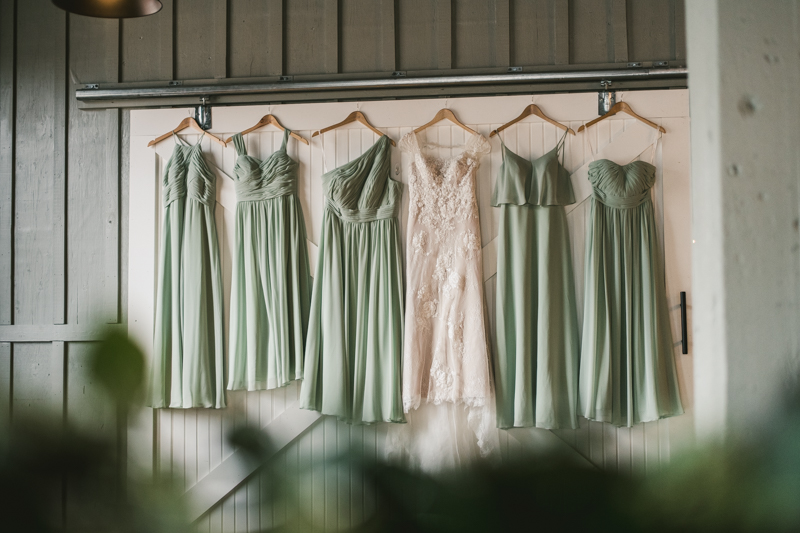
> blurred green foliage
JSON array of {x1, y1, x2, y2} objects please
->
[{"x1": 2, "y1": 330, "x2": 800, "y2": 533}]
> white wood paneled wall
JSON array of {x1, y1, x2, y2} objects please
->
[{"x1": 128, "y1": 91, "x2": 693, "y2": 532}]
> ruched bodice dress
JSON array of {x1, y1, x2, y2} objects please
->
[
  {"x1": 579, "y1": 154, "x2": 683, "y2": 426},
  {"x1": 227, "y1": 131, "x2": 311, "y2": 391},
  {"x1": 493, "y1": 131, "x2": 580, "y2": 429},
  {"x1": 150, "y1": 135, "x2": 226, "y2": 409},
  {"x1": 299, "y1": 135, "x2": 405, "y2": 424}
]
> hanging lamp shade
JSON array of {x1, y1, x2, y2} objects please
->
[{"x1": 52, "y1": 0, "x2": 162, "y2": 18}]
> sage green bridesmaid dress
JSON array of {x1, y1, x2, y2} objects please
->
[
  {"x1": 299, "y1": 135, "x2": 406, "y2": 424},
  {"x1": 493, "y1": 130, "x2": 580, "y2": 430},
  {"x1": 150, "y1": 134, "x2": 226, "y2": 409},
  {"x1": 579, "y1": 140, "x2": 683, "y2": 426},
  {"x1": 227, "y1": 131, "x2": 311, "y2": 391}
]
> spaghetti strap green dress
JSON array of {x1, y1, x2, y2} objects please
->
[
  {"x1": 579, "y1": 147, "x2": 683, "y2": 426},
  {"x1": 493, "y1": 130, "x2": 581, "y2": 429},
  {"x1": 227, "y1": 131, "x2": 311, "y2": 391},
  {"x1": 150, "y1": 134, "x2": 226, "y2": 409},
  {"x1": 299, "y1": 135, "x2": 406, "y2": 424}
]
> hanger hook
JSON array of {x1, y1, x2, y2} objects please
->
[
  {"x1": 268, "y1": 104, "x2": 272, "y2": 115},
  {"x1": 356, "y1": 102, "x2": 360, "y2": 112},
  {"x1": 531, "y1": 94, "x2": 536, "y2": 106}
]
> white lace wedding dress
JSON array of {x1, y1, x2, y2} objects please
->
[{"x1": 386, "y1": 130, "x2": 499, "y2": 473}]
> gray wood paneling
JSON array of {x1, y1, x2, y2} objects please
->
[
  {"x1": 453, "y1": 0, "x2": 505, "y2": 69},
  {"x1": 120, "y1": 0, "x2": 173, "y2": 82},
  {"x1": 228, "y1": 0, "x2": 283, "y2": 77},
  {"x1": 285, "y1": 0, "x2": 338, "y2": 75},
  {"x1": 510, "y1": 0, "x2": 559, "y2": 66},
  {"x1": 569, "y1": 0, "x2": 614, "y2": 64},
  {"x1": 174, "y1": 0, "x2": 221, "y2": 80},
  {"x1": 627, "y1": 0, "x2": 684, "y2": 62},
  {"x1": 396, "y1": 0, "x2": 440, "y2": 71},
  {"x1": 14, "y1": 0, "x2": 65, "y2": 325},
  {"x1": 340, "y1": 0, "x2": 395, "y2": 73},
  {"x1": 0, "y1": 0, "x2": 15, "y2": 326},
  {"x1": 68, "y1": 15, "x2": 120, "y2": 325}
]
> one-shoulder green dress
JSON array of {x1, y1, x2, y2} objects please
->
[
  {"x1": 227, "y1": 130, "x2": 311, "y2": 391},
  {"x1": 493, "y1": 130, "x2": 580, "y2": 429},
  {"x1": 299, "y1": 135, "x2": 405, "y2": 424},
  {"x1": 150, "y1": 134, "x2": 226, "y2": 409},
  {"x1": 579, "y1": 142, "x2": 683, "y2": 426}
]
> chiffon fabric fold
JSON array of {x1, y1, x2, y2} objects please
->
[
  {"x1": 150, "y1": 136, "x2": 226, "y2": 409},
  {"x1": 493, "y1": 132, "x2": 581, "y2": 430},
  {"x1": 579, "y1": 158, "x2": 683, "y2": 426},
  {"x1": 226, "y1": 131, "x2": 312, "y2": 391},
  {"x1": 300, "y1": 135, "x2": 406, "y2": 424}
]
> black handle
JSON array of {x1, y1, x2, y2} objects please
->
[{"x1": 680, "y1": 291, "x2": 688, "y2": 354}]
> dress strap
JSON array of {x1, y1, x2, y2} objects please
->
[
  {"x1": 231, "y1": 133, "x2": 247, "y2": 156},
  {"x1": 584, "y1": 123, "x2": 597, "y2": 161},
  {"x1": 320, "y1": 133, "x2": 328, "y2": 173},
  {"x1": 556, "y1": 127, "x2": 569, "y2": 166},
  {"x1": 194, "y1": 131, "x2": 206, "y2": 146},
  {"x1": 281, "y1": 128, "x2": 290, "y2": 151},
  {"x1": 649, "y1": 130, "x2": 662, "y2": 165}
]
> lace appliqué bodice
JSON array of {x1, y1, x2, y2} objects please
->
[{"x1": 400, "y1": 131, "x2": 493, "y2": 415}]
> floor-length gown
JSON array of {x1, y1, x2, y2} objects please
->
[
  {"x1": 387, "y1": 130, "x2": 497, "y2": 472},
  {"x1": 227, "y1": 130, "x2": 311, "y2": 391},
  {"x1": 299, "y1": 135, "x2": 405, "y2": 424},
  {"x1": 579, "y1": 134, "x2": 683, "y2": 426},
  {"x1": 493, "y1": 130, "x2": 580, "y2": 429},
  {"x1": 150, "y1": 134, "x2": 226, "y2": 409}
]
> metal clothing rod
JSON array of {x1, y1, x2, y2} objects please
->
[{"x1": 76, "y1": 68, "x2": 687, "y2": 102}]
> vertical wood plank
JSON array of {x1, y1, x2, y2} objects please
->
[
  {"x1": 0, "y1": 0, "x2": 14, "y2": 325},
  {"x1": 174, "y1": 0, "x2": 218, "y2": 80},
  {"x1": 68, "y1": 15, "x2": 120, "y2": 325},
  {"x1": 284, "y1": 0, "x2": 330, "y2": 76},
  {"x1": 52, "y1": 11, "x2": 67, "y2": 326},
  {"x1": 0, "y1": 343, "x2": 10, "y2": 427},
  {"x1": 553, "y1": 0, "x2": 569, "y2": 65},
  {"x1": 13, "y1": 343, "x2": 64, "y2": 422},
  {"x1": 120, "y1": 0, "x2": 173, "y2": 82},
  {"x1": 568, "y1": 0, "x2": 611, "y2": 64},
  {"x1": 229, "y1": 0, "x2": 284, "y2": 77},
  {"x1": 612, "y1": 0, "x2": 628, "y2": 63},
  {"x1": 324, "y1": 0, "x2": 339, "y2": 74},
  {"x1": 495, "y1": 0, "x2": 510, "y2": 67},
  {"x1": 160, "y1": 0, "x2": 174, "y2": 80},
  {"x1": 436, "y1": 0, "x2": 452, "y2": 69},
  {"x1": 396, "y1": 0, "x2": 438, "y2": 71},
  {"x1": 15, "y1": 0, "x2": 65, "y2": 325},
  {"x1": 214, "y1": 0, "x2": 227, "y2": 79},
  {"x1": 382, "y1": 0, "x2": 396, "y2": 71}
]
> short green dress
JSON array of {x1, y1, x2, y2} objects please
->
[
  {"x1": 493, "y1": 130, "x2": 581, "y2": 429},
  {"x1": 579, "y1": 143, "x2": 684, "y2": 426},
  {"x1": 299, "y1": 135, "x2": 405, "y2": 424},
  {"x1": 150, "y1": 134, "x2": 226, "y2": 409},
  {"x1": 227, "y1": 130, "x2": 312, "y2": 391}
]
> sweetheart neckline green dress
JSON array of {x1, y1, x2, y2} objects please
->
[
  {"x1": 299, "y1": 135, "x2": 406, "y2": 424},
  {"x1": 579, "y1": 154, "x2": 683, "y2": 427},
  {"x1": 226, "y1": 130, "x2": 311, "y2": 391},
  {"x1": 150, "y1": 134, "x2": 226, "y2": 409},
  {"x1": 493, "y1": 130, "x2": 580, "y2": 430}
]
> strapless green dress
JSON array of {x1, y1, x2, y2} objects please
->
[{"x1": 579, "y1": 155, "x2": 683, "y2": 426}]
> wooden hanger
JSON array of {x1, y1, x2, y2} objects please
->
[
  {"x1": 414, "y1": 108, "x2": 478, "y2": 136},
  {"x1": 147, "y1": 117, "x2": 227, "y2": 148},
  {"x1": 312, "y1": 111, "x2": 396, "y2": 146},
  {"x1": 224, "y1": 114, "x2": 309, "y2": 145},
  {"x1": 577, "y1": 102, "x2": 667, "y2": 133},
  {"x1": 489, "y1": 104, "x2": 575, "y2": 137}
]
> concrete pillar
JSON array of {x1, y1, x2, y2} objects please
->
[{"x1": 686, "y1": 1, "x2": 800, "y2": 441}]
